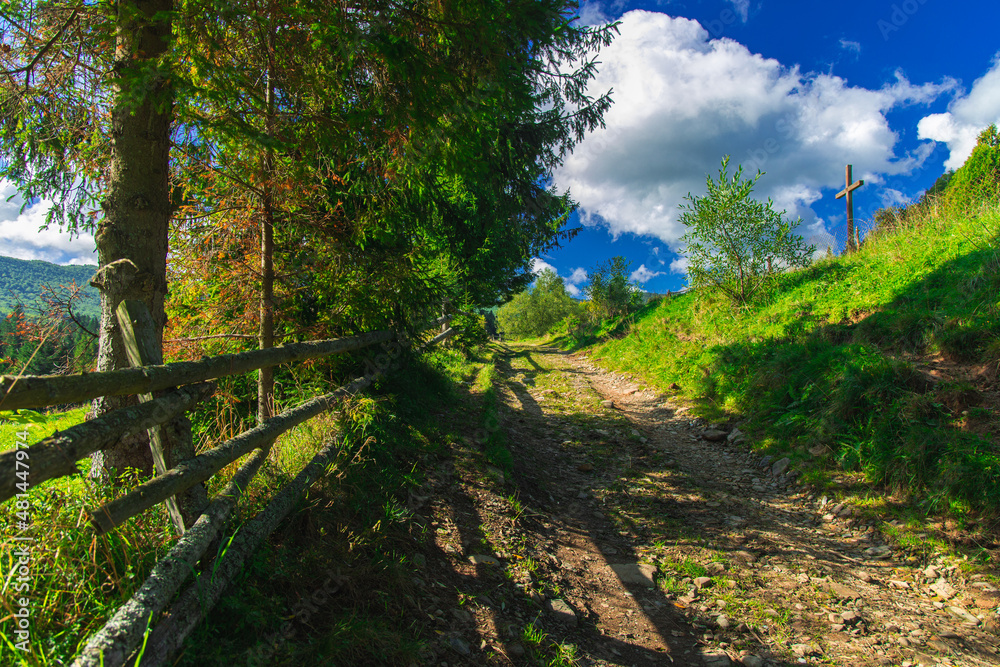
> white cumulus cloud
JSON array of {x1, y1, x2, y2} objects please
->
[
  {"x1": 567, "y1": 267, "x2": 588, "y2": 285},
  {"x1": 630, "y1": 264, "x2": 664, "y2": 284},
  {"x1": 0, "y1": 181, "x2": 97, "y2": 265},
  {"x1": 553, "y1": 10, "x2": 955, "y2": 248},
  {"x1": 918, "y1": 56, "x2": 1000, "y2": 170},
  {"x1": 530, "y1": 257, "x2": 558, "y2": 275}
]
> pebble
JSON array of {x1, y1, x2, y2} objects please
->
[
  {"x1": 771, "y1": 457, "x2": 791, "y2": 476},
  {"x1": 701, "y1": 651, "x2": 732, "y2": 666},
  {"x1": 930, "y1": 579, "x2": 957, "y2": 600},
  {"x1": 716, "y1": 614, "x2": 730, "y2": 630},
  {"x1": 600, "y1": 399, "x2": 615, "y2": 409},
  {"x1": 741, "y1": 655, "x2": 764, "y2": 667},
  {"x1": 791, "y1": 643, "x2": 819, "y2": 657},
  {"x1": 946, "y1": 605, "x2": 980, "y2": 625},
  {"x1": 841, "y1": 610, "x2": 862, "y2": 625},
  {"x1": 444, "y1": 635, "x2": 471, "y2": 656},
  {"x1": 826, "y1": 582, "x2": 862, "y2": 600},
  {"x1": 705, "y1": 561, "x2": 726, "y2": 576},
  {"x1": 694, "y1": 576, "x2": 713, "y2": 589}
]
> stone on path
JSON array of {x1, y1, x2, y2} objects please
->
[
  {"x1": 610, "y1": 563, "x2": 657, "y2": 587},
  {"x1": 701, "y1": 650, "x2": 731, "y2": 666},
  {"x1": 826, "y1": 581, "x2": 862, "y2": 600},
  {"x1": 930, "y1": 579, "x2": 957, "y2": 600},
  {"x1": 600, "y1": 399, "x2": 615, "y2": 409},
  {"x1": 693, "y1": 576, "x2": 713, "y2": 590},
  {"x1": 740, "y1": 655, "x2": 764, "y2": 667},
  {"x1": 946, "y1": 605, "x2": 980, "y2": 625},
  {"x1": 705, "y1": 561, "x2": 726, "y2": 576},
  {"x1": 444, "y1": 634, "x2": 471, "y2": 655},
  {"x1": 548, "y1": 599, "x2": 578, "y2": 626},
  {"x1": 791, "y1": 643, "x2": 820, "y2": 657},
  {"x1": 577, "y1": 462, "x2": 594, "y2": 472},
  {"x1": 702, "y1": 429, "x2": 727, "y2": 442},
  {"x1": 771, "y1": 457, "x2": 791, "y2": 476}
]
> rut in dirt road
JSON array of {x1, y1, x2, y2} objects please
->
[{"x1": 431, "y1": 343, "x2": 999, "y2": 667}]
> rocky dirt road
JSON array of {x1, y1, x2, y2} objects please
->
[{"x1": 412, "y1": 344, "x2": 1000, "y2": 667}]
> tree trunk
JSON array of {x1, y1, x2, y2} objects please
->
[
  {"x1": 257, "y1": 24, "x2": 276, "y2": 426},
  {"x1": 89, "y1": 0, "x2": 174, "y2": 480}
]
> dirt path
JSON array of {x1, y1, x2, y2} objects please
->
[{"x1": 413, "y1": 344, "x2": 1000, "y2": 667}]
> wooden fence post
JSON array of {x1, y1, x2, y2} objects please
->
[{"x1": 115, "y1": 300, "x2": 207, "y2": 534}]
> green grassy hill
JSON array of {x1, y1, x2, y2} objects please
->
[
  {"x1": 0, "y1": 255, "x2": 100, "y2": 317},
  {"x1": 554, "y1": 175, "x2": 1000, "y2": 521}
]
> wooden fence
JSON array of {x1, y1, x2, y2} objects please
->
[{"x1": 0, "y1": 302, "x2": 461, "y2": 666}]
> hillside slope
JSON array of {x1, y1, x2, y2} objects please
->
[
  {"x1": 564, "y1": 200, "x2": 999, "y2": 523},
  {"x1": 0, "y1": 255, "x2": 100, "y2": 317}
]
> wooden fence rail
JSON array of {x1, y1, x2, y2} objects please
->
[
  {"x1": 90, "y1": 373, "x2": 372, "y2": 534},
  {"x1": 0, "y1": 327, "x2": 405, "y2": 411},
  {"x1": 0, "y1": 301, "x2": 463, "y2": 667},
  {"x1": 0, "y1": 383, "x2": 214, "y2": 503}
]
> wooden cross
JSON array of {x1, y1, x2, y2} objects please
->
[{"x1": 835, "y1": 164, "x2": 864, "y2": 253}]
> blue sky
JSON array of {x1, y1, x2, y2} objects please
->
[
  {"x1": 2, "y1": 0, "x2": 1000, "y2": 298},
  {"x1": 540, "y1": 0, "x2": 1000, "y2": 295}
]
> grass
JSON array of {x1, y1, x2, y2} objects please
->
[
  {"x1": 0, "y1": 406, "x2": 88, "y2": 450},
  {"x1": 549, "y1": 201, "x2": 1000, "y2": 523},
  {"x1": 0, "y1": 341, "x2": 501, "y2": 665}
]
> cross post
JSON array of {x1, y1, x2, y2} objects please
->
[{"x1": 836, "y1": 164, "x2": 864, "y2": 253}]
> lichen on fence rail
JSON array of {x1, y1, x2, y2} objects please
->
[
  {"x1": 0, "y1": 328, "x2": 398, "y2": 411},
  {"x1": 89, "y1": 373, "x2": 374, "y2": 534},
  {"x1": 0, "y1": 383, "x2": 215, "y2": 504}
]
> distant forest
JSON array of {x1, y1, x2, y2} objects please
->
[
  {"x1": 0, "y1": 255, "x2": 100, "y2": 317},
  {"x1": 0, "y1": 256, "x2": 99, "y2": 376}
]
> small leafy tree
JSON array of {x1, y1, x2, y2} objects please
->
[
  {"x1": 585, "y1": 256, "x2": 641, "y2": 321},
  {"x1": 679, "y1": 157, "x2": 815, "y2": 305},
  {"x1": 498, "y1": 270, "x2": 583, "y2": 339}
]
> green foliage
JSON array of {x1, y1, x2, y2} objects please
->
[
  {"x1": 680, "y1": 157, "x2": 816, "y2": 305},
  {"x1": 0, "y1": 306, "x2": 98, "y2": 376},
  {"x1": 0, "y1": 256, "x2": 99, "y2": 317},
  {"x1": 942, "y1": 124, "x2": 1000, "y2": 212},
  {"x1": 584, "y1": 256, "x2": 641, "y2": 321},
  {"x1": 497, "y1": 269, "x2": 584, "y2": 339},
  {"x1": 587, "y1": 173, "x2": 1000, "y2": 515}
]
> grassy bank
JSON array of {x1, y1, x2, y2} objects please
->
[{"x1": 556, "y1": 203, "x2": 1000, "y2": 522}]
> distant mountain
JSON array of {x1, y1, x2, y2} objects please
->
[{"x1": 0, "y1": 255, "x2": 100, "y2": 318}]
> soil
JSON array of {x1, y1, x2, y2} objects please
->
[{"x1": 405, "y1": 344, "x2": 1000, "y2": 667}]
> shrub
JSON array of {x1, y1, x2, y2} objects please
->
[
  {"x1": 584, "y1": 256, "x2": 642, "y2": 321},
  {"x1": 497, "y1": 270, "x2": 584, "y2": 339},
  {"x1": 679, "y1": 156, "x2": 815, "y2": 305}
]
